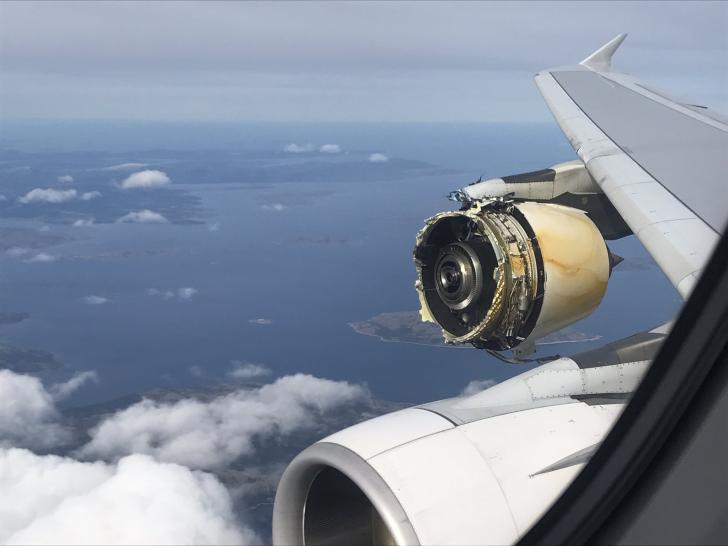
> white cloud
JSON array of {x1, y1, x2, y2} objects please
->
[
  {"x1": 57, "y1": 175, "x2": 74, "y2": 183},
  {"x1": 0, "y1": 369, "x2": 376, "y2": 545},
  {"x1": 248, "y1": 318, "x2": 272, "y2": 325},
  {"x1": 283, "y1": 143, "x2": 314, "y2": 153},
  {"x1": 177, "y1": 287, "x2": 198, "y2": 300},
  {"x1": 6, "y1": 247, "x2": 30, "y2": 257},
  {"x1": 83, "y1": 295, "x2": 108, "y2": 305},
  {"x1": 0, "y1": 449, "x2": 251, "y2": 545},
  {"x1": 368, "y1": 152, "x2": 389, "y2": 163},
  {"x1": 24, "y1": 252, "x2": 56, "y2": 263},
  {"x1": 0, "y1": 370, "x2": 69, "y2": 449},
  {"x1": 148, "y1": 287, "x2": 198, "y2": 301},
  {"x1": 0, "y1": 194, "x2": 8, "y2": 201},
  {"x1": 228, "y1": 362, "x2": 271, "y2": 381},
  {"x1": 120, "y1": 169, "x2": 171, "y2": 189},
  {"x1": 189, "y1": 365, "x2": 205, "y2": 378},
  {"x1": 9, "y1": 247, "x2": 59, "y2": 263},
  {"x1": 208, "y1": 222, "x2": 221, "y2": 232},
  {"x1": 116, "y1": 210, "x2": 169, "y2": 224},
  {"x1": 72, "y1": 218, "x2": 95, "y2": 227},
  {"x1": 17, "y1": 188, "x2": 99, "y2": 204},
  {"x1": 79, "y1": 374, "x2": 372, "y2": 470},
  {"x1": 461, "y1": 378, "x2": 498, "y2": 396},
  {"x1": 101, "y1": 162, "x2": 149, "y2": 171},
  {"x1": 49, "y1": 371, "x2": 99, "y2": 401},
  {"x1": 261, "y1": 203, "x2": 286, "y2": 212},
  {"x1": 19, "y1": 188, "x2": 78, "y2": 204},
  {"x1": 80, "y1": 191, "x2": 101, "y2": 201},
  {"x1": 319, "y1": 144, "x2": 341, "y2": 154}
]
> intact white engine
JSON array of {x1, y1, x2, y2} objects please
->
[{"x1": 272, "y1": 357, "x2": 643, "y2": 545}]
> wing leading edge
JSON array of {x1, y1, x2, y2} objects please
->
[{"x1": 536, "y1": 35, "x2": 728, "y2": 298}]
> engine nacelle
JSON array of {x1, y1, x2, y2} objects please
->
[
  {"x1": 272, "y1": 356, "x2": 636, "y2": 545},
  {"x1": 414, "y1": 200, "x2": 611, "y2": 352}
]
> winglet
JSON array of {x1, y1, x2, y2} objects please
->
[{"x1": 580, "y1": 33, "x2": 627, "y2": 72}]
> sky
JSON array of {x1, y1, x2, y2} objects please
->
[{"x1": 1, "y1": 1, "x2": 726, "y2": 122}]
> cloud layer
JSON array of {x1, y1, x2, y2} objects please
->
[
  {"x1": 0, "y1": 370, "x2": 251, "y2": 544},
  {"x1": 260, "y1": 203, "x2": 286, "y2": 212},
  {"x1": 116, "y1": 210, "x2": 169, "y2": 224},
  {"x1": 147, "y1": 287, "x2": 198, "y2": 301},
  {"x1": 80, "y1": 190, "x2": 101, "y2": 201},
  {"x1": 283, "y1": 143, "x2": 314, "y2": 153},
  {"x1": 461, "y1": 378, "x2": 498, "y2": 396},
  {"x1": 120, "y1": 169, "x2": 171, "y2": 189},
  {"x1": 177, "y1": 287, "x2": 198, "y2": 300},
  {"x1": 0, "y1": 449, "x2": 250, "y2": 545},
  {"x1": 101, "y1": 162, "x2": 150, "y2": 171},
  {"x1": 80, "y1": 374, "x2": 371, "y2": 470},
  {"x1": 19, "y1": 188, "x2": 78, "y2": 204},
  {"x1": 319, "y1": 144, "x2": 341, "y2": 154},
  {"x1": 228, "y1": 362, "x2": 271, "y2": 380},
  {"x1": 1, "y1": 3, "x2": 725, "y2": 122},
  {"x1": 82, "y1": 295, "x2": 108, "y2": 305},
  {"x1": 18, "y1": 188, "x2": 100, "y2": 204},
  {"x1": 248, "y1": 318, "x2": 272, "y2": 325},
  {"x1": 24, "y1": 252, "x2": 56, "y2": 263},
  {"x1": 0, "y1": 370, "x2": 97, "y2": 449},
  {"x1": 50, "y1": 371, "x2": 100, "y2": 402},
  {"x1": 0, "y1": 370, "x2": 68, "y2": 449},
  {"x1": 0, "y1": 366, "x2": 377, "y2": 544}
]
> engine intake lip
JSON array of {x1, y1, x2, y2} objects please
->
[{"x1": 272, "y1": 442, "x2": 419, "y2": 546}]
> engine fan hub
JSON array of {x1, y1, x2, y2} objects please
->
[{"x1": 434, "y1": 242, "x2": 483, "y2": 311}]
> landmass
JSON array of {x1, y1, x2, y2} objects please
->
[
  {"x1": 0, "y1": 227, "x2": 68, "y2": 252},
  {"x1": 349, "y1": 310, "x2": 451, "y2": 347},
  {"x1": 537, "y1": 329, "x2": 602, "y2": 345},
  {"x1": 0, "y1": 312, "x2": 30, "y2": 325},
  {"x1": 0, "y1": 342, "x2": 62, "y2": 373},
  {"x1": 349, "y1": 310, "x2": 601, "y2": 347}
]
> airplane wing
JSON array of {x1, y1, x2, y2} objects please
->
[
  {"x1": 535, "y1": 34, "x2": 728, "y2": 298},
  {"x1": 272, "y1": 37, "x2": 728, "y2": 546}
]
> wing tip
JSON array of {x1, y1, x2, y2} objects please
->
[{"x1": 580, "y1": 33, "x2": 628, "y2": 72}]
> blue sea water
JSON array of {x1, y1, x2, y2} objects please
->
[{"x1": 0, "y1": 121, "x2": 682, "y2": 407}]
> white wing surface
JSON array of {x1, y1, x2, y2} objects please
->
[{"x1": 535, "y1": 34, "x2": 728, "y2": 297}]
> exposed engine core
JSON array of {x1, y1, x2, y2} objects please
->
[{"x1": 414, "y1": 200, "x2": 610, "y2": 351}]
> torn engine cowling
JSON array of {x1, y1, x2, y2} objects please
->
[{"x1": 414, "y1": 200, "x2": 611, "y2": 352}]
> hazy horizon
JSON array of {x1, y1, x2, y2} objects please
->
[{"x1": 1, "y1": 2, "x2": 726, "y2": 122}]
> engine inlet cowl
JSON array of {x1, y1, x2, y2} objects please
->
[{"x1": 414, "y1": 200, "x2": 610, "y2": 352}]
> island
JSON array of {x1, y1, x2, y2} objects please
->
[
  {"x1": 349, "y1": 310, "x2": 601, "y2": 347},
  {"x1": 0, "y1": 312, "x2": 30, "y2": 325},
  {"x1": 0, "y1": 227, "x2": 68, "y2": 252},
  {"x1": 0, "y1": 342, "x2": 62, "y2": 373}
]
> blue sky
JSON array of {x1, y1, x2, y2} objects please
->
[{"x1": 1, "y1": 1, "x2": 726, "y2": 122}]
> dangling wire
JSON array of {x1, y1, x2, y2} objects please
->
[{"x1": 486, "y1": 348, "x2": 562, "y2": 365}]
